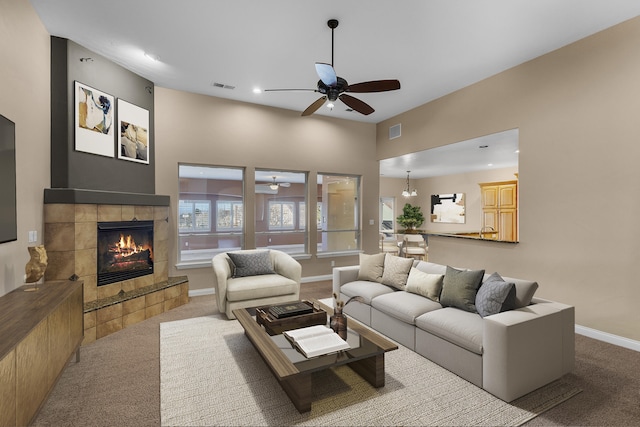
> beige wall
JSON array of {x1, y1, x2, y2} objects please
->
[
  {"x1": 154, "y1": 87, "x2": 378, "y2": 291},
  {"x1": 377, "y1": 17, "x2": 640, "y2": 341},
  {"x1": 0, "y1": 0, "x2": 50, "y2": 295}
]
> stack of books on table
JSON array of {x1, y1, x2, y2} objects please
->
[{"x1": 284, "y1": 325, "x2": 350, "y2": 358}]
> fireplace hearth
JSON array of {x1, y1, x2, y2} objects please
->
[{"x1": 97, "y1": 220, "x2": 154, "y2": 286}]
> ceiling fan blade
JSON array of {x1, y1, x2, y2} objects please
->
[
  {"x1": 339, "y1": 94, "x2": 375, "y2": 115},
  {"x1": 315, "y1": 63, "x2": 337, "y2": 87},
  {"x1": 347, "y1": 79, "x2": 401, "y2": 93},
  {"x1": 302, "y1": 96, "x2": 327, "y2": 116},
  {"x1": 279, "y1": 182, "x2": 291, "y2": 187},
  {"x1": 264, "y1": 88, "x2": 317, "y2": 92}
]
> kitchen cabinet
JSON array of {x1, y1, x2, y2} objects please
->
[{"x1": 479, "y1": 180, "x2": 518, "y2": 242}]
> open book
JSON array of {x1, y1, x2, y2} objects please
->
[{"x1": 284, "y1": 325, "x2": 350, "y2": 358}]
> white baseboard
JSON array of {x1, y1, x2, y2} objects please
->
[
  {"x1": 189, "y1": 288, "x2": 215, "y2": 297},
  {"x1": 301, "y1": 274, "x2": 332, "y2": 283},
  {"x1": 575, "y1": 325, "x2": 640, "y2": 352}
]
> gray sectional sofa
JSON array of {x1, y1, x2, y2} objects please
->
[{"x1": 333, "y1": 253, "x2": 575, "y2": 402}]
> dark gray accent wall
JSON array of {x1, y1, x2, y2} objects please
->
[{"x1": 50, "y1": 37, "x2": 155, "y2": 194}]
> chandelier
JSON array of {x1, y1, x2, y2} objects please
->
[{"x1": 402, "y1": 171, "x2": 417, "y2": 197}]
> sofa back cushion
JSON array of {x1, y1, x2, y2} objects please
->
[
  {"x1": 440, "y1": 266, "x2": 485, "y2": 313},
  {"x1": 357, "y1": 252, "x2": 386, "y2": 282},
  {"x1": 504, "y1": 277, "x2": 539, "y2": 308},
  {"x1": 405, "y1": 268, "x2": 444, "y2": 302}
]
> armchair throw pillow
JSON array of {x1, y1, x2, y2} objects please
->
[{"x1": 227, "y1": 251, "x2": 275, "y2": 278}]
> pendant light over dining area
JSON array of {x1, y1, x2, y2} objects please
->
[{"x1": 402, "y1": 170, "x2": 417, "y2": 197}]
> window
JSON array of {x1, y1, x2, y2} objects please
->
[
  {"x1": 217, "y1": 201, "x2": 243, "y2": 231},
  {"x1": 178, "y1": 165, "x2": 244, "y2": 264},
  {"x1": 269, "y1": 201, "x2": 295, "y2": 230},
  {"x1": 255, "y1": 170, "x2": 307, "y2": 255},
  {"x1": 178, "y1": 200, "x2": 211, "y2": 232},
  {"x1": 317, "y1": 174, "x2": 361, "y2": 253}
]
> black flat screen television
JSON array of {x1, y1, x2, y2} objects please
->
[{"x1": 0, "y1": 114, "x2": 17, "y2": 244}]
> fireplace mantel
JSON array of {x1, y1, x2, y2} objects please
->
[{"x1": 44, "y1": 188, "x2": 169, "y2": 206}]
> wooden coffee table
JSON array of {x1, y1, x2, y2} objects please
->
[{"x1": 233, "y1": 299, "x2": 398, "y2": 412}]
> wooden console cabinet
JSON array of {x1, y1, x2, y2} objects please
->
[{"x1": 0, "y1": 281, "x2": 83, "y2": 426}]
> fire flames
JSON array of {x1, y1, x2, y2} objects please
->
[{"x1": 109, "y1": 234, "x2": 153, "y2": 260}]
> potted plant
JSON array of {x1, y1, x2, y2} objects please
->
[{"x1": 396, "y1": 203, "x2": 425, "y2": 232}]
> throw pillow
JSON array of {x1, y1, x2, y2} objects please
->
[
  {"x1": 440, "y1": 266, "x2": 485, "y2": 313},
  {"x1": 227, "y1": 251, "x2": 275, "y2": 278},
  {"x1": 357, "y1": 252, "x2": 386, "y2": 282},
  {"x1": 475, "y1": 272, "x2": 516, "y2": 317},
  {"x1": 380, "y1": 254, "x2": 414, "y2": 290},
  {"x1": 405, "y1": 268, "x2": 444, "y2": 302}
]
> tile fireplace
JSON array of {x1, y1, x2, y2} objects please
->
[{"x1": 44, "y1": 189, "x2": 189, "y2": 345}]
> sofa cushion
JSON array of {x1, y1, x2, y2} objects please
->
[
  {"x1": 416, "y1": 308, "x2": 484, "y2": 355},
  {"x1": 372, "y1": 291, "x2": 442, "y2": 325},
  {"x1": 357, "y1": 253, "x2": 385, "y2": 282},
  {"x1": 227, "y1": 250, "x2": 275, "y2": 277},
  {"x1": 506, "y1": 277, "x2": 539, "y2": 308},
  {"x1": 476, "y1": 272, "x2": 516, "y2": 317},
  {"x1": 440, "y1": 266, "x2": 485, "y2": 313},
  {"x1": 340, "y1": 280, "x2": 394, "y2": 304},
  {"x1": 225, "y1": 274, "x2": 298, "y2": 301},
  {"x1": 405, "y1": 268, "x2": 443, "y2": 302},
  {"x1": 380, "y1": 254, "x2": 414, "y2": 290}
]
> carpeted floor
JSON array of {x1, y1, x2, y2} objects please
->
[
  {"x1": 32, "y1": 291, "x2": 640, "y2": 426},
  {"x1": 160, "y1": 315, "x2": 580, "y2": 426}
]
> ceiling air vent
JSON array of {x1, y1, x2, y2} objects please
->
[
  {"x1": 211, "y1": 82, "x2": 235, "y2": 90},
  {"x1": 389, "y1": 123, "x2": 401, "y2": 140}
]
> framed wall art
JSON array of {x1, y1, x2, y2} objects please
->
[
  {"x1": 117, "y1": 99, "x2": 149, "y2": 164},
  {"x1": 74, "y1": 81, "x2": 115, "y2": 157}
]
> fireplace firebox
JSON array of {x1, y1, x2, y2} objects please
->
[{"x1": 97, "y1": 220, "x2": 154, "y2": 286}]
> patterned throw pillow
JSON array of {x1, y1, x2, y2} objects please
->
[
  {"x1": 405, "y1": 268, "x2": 444, "y2": 302},
  {"x1": 357, "y1": 252, "x2": 386, "y2": 282},
  {"x1": 227, "y1": 251, "x2": 275, "y2": 278},
  {"x1": 380, "y1": 254, "x2": 414, "y2": 290},
  {"x1": 475, "y1": 272, "x2": 516, "y2": 317},
  {"x1": 439, "y1": 266, "x2": 485, "y2": 313}
]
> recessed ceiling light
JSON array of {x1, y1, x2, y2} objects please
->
[
  {"x1": 253, "y1": 88, "x2": 262, "y2": 94},
  {"x1": 488, "y1": 163, "x2": 494, "y2": 167}
]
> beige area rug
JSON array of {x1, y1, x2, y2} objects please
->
[{"x1": 160, "y1": 315, "x2": 580, "y2": 427}]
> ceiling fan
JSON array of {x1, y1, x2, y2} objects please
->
[
  {"x1": 264, "y1": 19, "x2": 401, "y2": 116},
  {"x1": 266, "y1": 176, "x2": 291, "y2": 190}
]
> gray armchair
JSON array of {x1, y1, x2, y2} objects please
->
[{"x1": 212, "y1": 249, "x2": 301, "y2": 319}]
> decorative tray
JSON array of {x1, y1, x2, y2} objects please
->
[{"x1": 256, "y1": 300, "x2": 327, "y2": 336}]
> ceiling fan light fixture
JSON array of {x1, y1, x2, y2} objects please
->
[{"x1": 269, "y1": 176, "x2": 279, "y2": 190}]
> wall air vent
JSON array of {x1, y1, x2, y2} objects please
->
[
  {"x1": 211, "y1": 82, "x2": 235, "y2": 90},
  {"x1": 389, "y1": 123, "x2": 401, "y2": 140}
]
